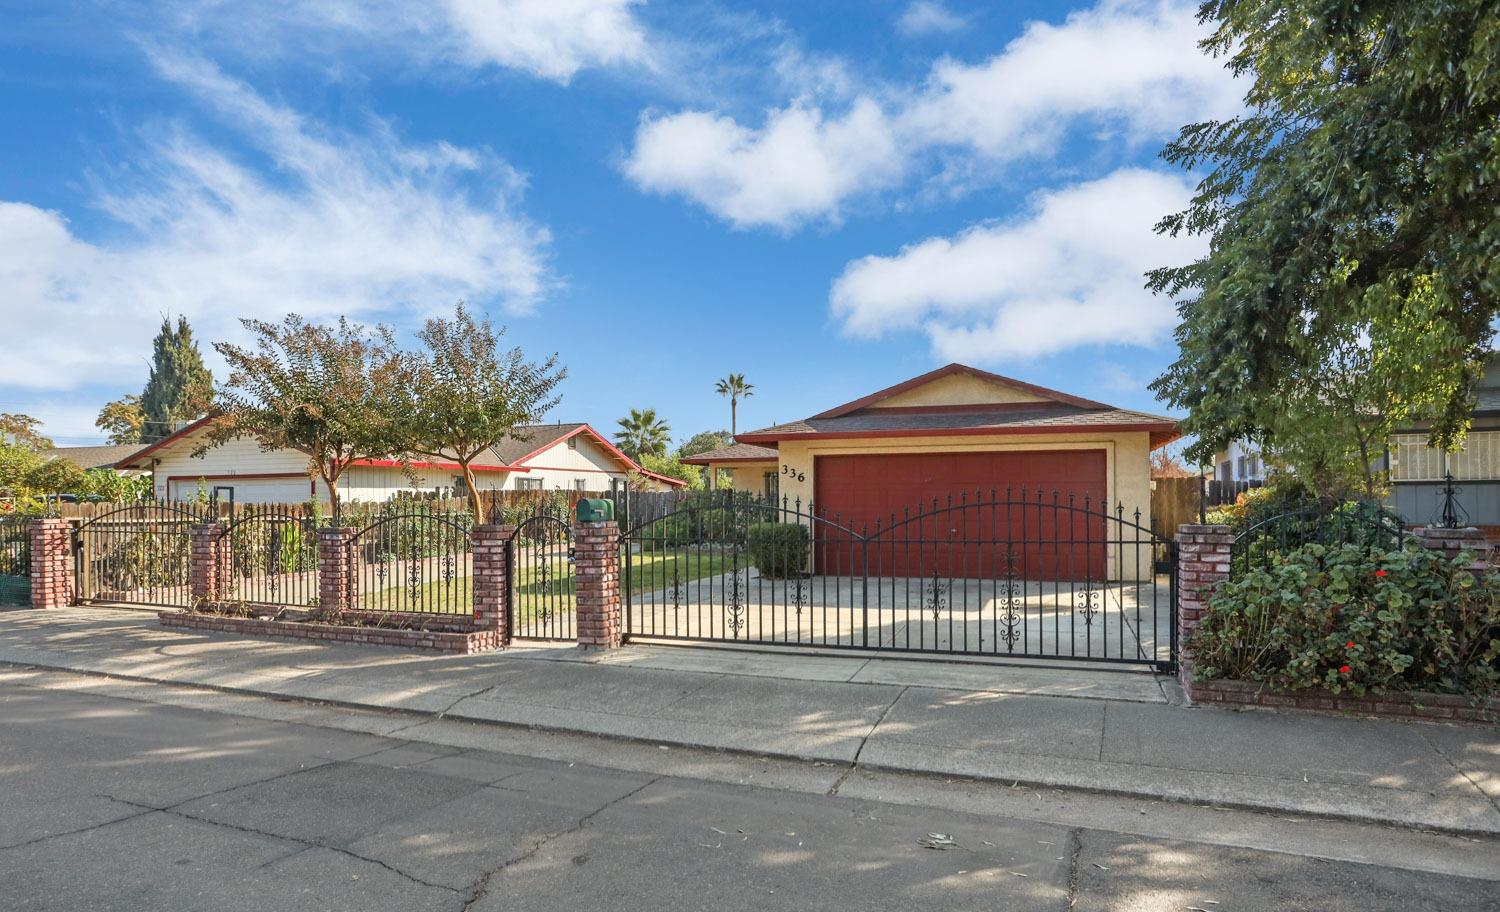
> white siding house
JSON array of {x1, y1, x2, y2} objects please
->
[{"x1": 116, "y1": 420, "x2": 685, "y2": 504}]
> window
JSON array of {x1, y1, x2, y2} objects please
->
[
  {"x1": 516, "y1": 478, "x2": 544, "y2": 491},
  {"x1": 1392, "y1": 431, "x2": 1500, "y2": 482},
  {"x1": 451, "y1": 476, "x2": 467, "y2": 498},
  {"x1": 1236, "y1": 456, "x2": 1247, "y2": 480},
  {"x1": 567, "y1": 436, "x2": 578, "y2": 449},
  {"x1": 574, "y1": 479, "x2": 588, "y2": 492},
  {"x1": 764, "y1": 471, "x2": 779, "y2": 502}
]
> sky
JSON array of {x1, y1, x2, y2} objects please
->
[{"x1": 0, "y1": 0, "x2": 1242, "y2": 449}]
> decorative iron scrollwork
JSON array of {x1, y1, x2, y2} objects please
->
[
  {"x1": 999, "y1": 580, "x2": 1023, "y2": 649},
  {"x1": 1074, "y1": 587, "x2": 1101, "y2": 626},
  {"x1": 726, "y1": 569, "x2": 745, "y2": 634},
  {"x1": 924, "y1": 570, "x2": 947, "y2": 620}
]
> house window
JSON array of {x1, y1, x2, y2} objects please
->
[
  {"x1": 567, "y1": 436, "x2": 578, "y2": 449},
  {"x1": 763, "y1": 471, "x2": 779, "y2": 502},
  {"x1": 517, "y1": 478, "x2": 544, "y2": 491},
  {"x1": 451, "y1": 476, "x2": 467, "y2": 498},
  {"x1": 574, "y1": 479, "x2": 588, "y2": 492},
  {"x1": 1393, "y1": 431, "x2": 1500, "y2": 482},
  {"x1": 1236, "y1": 456, "x2": 1247, "y2": 480}
]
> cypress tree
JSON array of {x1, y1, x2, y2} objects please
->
[{"x1": 139, "y1": 317, "x2": 214, "y2": 443}]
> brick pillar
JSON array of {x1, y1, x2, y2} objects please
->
[
  {"x1": 317, "y1": 528, "x2": 355, "y2": 612},
  {"x1": 189, "y1": 522, "x2": 228, "y2": 607},
  {"x1": 574, "y1": 519, "x2": 621, "y2": 649},
  {"x1": 1175, "y1": 523, "x2": 1233, "y2": 696},
  {"x1": 29, "y1": 518, "x2": 74, "y2": 609},
  {"x1": 1413, "y1": 526, "x2": 1493, "y2": 571},
  {"x1": 472, "y1": 524, "x2": 513, "y2": 646}
]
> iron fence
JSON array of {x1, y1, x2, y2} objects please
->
[
  {"x1": 348, "y1": 511, "x2": 474, "y2": 614},
  {"x1": 508, "y1": 514, "x2": 576, "y2": 640},
  {"x1": 1230, "y1": 503, "x2": 1407, "y2": 576},
  {"x1": 74, "y1": 502, "x2": 217, "y2": 608},
  {"x1": 0, "y1": 515, "x2": 29, "y2": 607},
  {"x1": 217, "y1": 506, "x2": 319, "y2": 608},
  {"x1": 619, "y1": 490, "x2": 1176, "y2": 670}
]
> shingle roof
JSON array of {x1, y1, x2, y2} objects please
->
[
  {"x1": 738, "y1": 403, "x2": 1179, "y2": 447},
  {"x1": 487, "y1": 423, "x2": 588, "y2": 465},
  {"x1": 679, "y1": 443, "x2": 779, "y2": 465},
  {"x1": 47, "y1": 444, "x2": 149, "y2": 471}
]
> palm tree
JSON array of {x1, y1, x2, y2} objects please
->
[
  {"x1": 615, "y1": 408, "x2": 671, "y2": 460},
  {"x1": 715, "y1": 373, "x2": 754, "y2": 435}
]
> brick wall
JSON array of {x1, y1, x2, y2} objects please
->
[
  {"x1": 189, "y1": 522, "x2": 229, "y2": 607},
  {"x1": 574, "y1": 519, "x2": 621, "y2": 649},
  {"x1": 28, "y1": 518, "x2": 74, "y2": 609},
  {"x1": 471, "y1": 524, "x2": 512, "y2": 645},
  {"x1": 159, "y1": 611, "x2": 507, "y2": 654},
  {"x1": 316, "y1": 528, "x2": 355, "y2": 611},
  {"x1": 1174, "y1": 522, "x2": 1497, "y2": 724}
]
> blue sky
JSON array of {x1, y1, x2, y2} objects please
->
[{"x1": 0, "y1": 0, "x2": 1240, "y2": 449}]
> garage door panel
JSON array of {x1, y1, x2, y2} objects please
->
[{"x1": 814, "y1": 451, "x2": 1108, "y2": 580}]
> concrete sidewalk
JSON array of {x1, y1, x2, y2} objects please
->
[{"x1": 2, "y1": 607, "x2": 1498, "y2": 837}]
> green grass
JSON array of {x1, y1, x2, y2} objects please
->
[{"x1": 360, "y1": 551, "x2": 736, "y2": 619}]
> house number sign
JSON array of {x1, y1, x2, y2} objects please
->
[{"x1": 780, "y1": 465, "x2": 806, "y2": 482}]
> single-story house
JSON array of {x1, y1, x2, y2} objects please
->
[
  {"x1": 1386, "y1": 353, "x2": 1500, "y2": 527},
  {"x1": 44, "y1": 445, "x2": 150, "y2": 475},
  {"x1": 115, "y1": 419, "x2": 686, "y2": 503},
  {"x1": 684, "y1": 363, "x2": 1179, "y2": 533}
]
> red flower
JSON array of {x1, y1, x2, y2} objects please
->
[
  {"x1": 1346, "y1": 641, "x2": 1356, "y2": 649},
  {"x1": 1339, "y1": 665, "x2": 1352, "y2": 674},
  {"x1": 1375, "y1": 569, "x2": 1388, "y2": 577}
]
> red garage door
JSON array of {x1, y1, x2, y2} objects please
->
[{"x1": 813, "y1": 451, "x2": 1109, "y2": 579}]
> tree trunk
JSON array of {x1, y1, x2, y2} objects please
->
[
  {"x1": 459, "y1": 462, "x2": 483, "y2": 518},
  {"x1": 731, "y1": 398, "x2": 737, "y2": 436},
  {"x1": 320, "y1": 465, "x2": 341, "y2": 523}
]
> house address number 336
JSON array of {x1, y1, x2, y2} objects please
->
[{"x1": 780, "y1": 465, "x2": 805, "y2": 482}]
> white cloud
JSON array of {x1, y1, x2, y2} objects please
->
[
  {"x1": 903, "y1": 0, "x2": 1242, "y2": 159},
  {"x1": 173, "y1": 0, "x2": 651, "y2": 83},
  {"x1": 829, "y1": 168, "x2": 1205, "y2": 361},
  {"x1": 622, "y1": 0, "x2": 1239, "y2": 228},
  {"x1": 623, "y1": 99, "x2": 904, "y2": 230},
  {"x1": 897, "y1": 1, "x2": 967, "y2": 37},
  {"x1": 0, "y1": 53, "x2": 550, "y2": 393}
]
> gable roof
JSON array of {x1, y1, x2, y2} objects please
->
[
  {"x1": 47, "y1": 444, "x2": 149, "y2": 471},
  {"x1": 738, "y1": 364, "x2": 1180, "y2": 449},
  {"x1": 810, "y1": 363, "x2": 1111, "y2": 419}
]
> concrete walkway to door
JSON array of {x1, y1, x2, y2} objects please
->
[{"x1": 1, "y1": 607, "x2": 1498, "y2": 839}]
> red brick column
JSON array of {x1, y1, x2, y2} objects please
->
[
  {"x1": 1175, "y1": 523, "x2": 1233, "y2": 695},
  {"x1": 471, "y1": 524, "x2": 513, "y2": 646},
  {"x1": 29, "y1": 518, "x2": 74, "y2": 609},
  {"x1": 189, "y1": 522, "x2": 228, "y2": 607},
  {"x1": 1413, "y1": 526, "x2": 1492, "y2": 571},
  {"x1": 317, "y1": 528, "x2": 356, "y2": 612},
  {"x1": 574, "y1": 519, "x2": 621, "y2": 649}
]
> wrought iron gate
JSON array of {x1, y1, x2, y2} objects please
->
[
  {"x1": 0, "y1": 516, "x2": 29, "y2": 607},
  {"x1": 347, "y1": 511, "x2": 474, "y2": 614},
  {"x1": 74, "y1": 504, "x2": 206, "y2": 608},
  {"x1": 619, "y1": 491, "x2": 1177, "y2": 670},
  {"x1": 508, "y1": 514, "x2": 576, "y2": 640},
  {"x1": 217, "y1": 507, "x2": 318, "y2": 608}
]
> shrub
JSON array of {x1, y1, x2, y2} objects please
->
[
  {"x1": 1192, "y1": 541, "x2": 1500, "y2": 698},
  {"x1": 639, "y1": 515, "x2": 694, "y2": 552},
  {"x1": 747, "y1": 522, "x2": 809, "y2": 578}
]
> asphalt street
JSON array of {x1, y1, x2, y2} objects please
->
[{"x1": 2, "y1": 682, "x2": 1496, "y2": 912}]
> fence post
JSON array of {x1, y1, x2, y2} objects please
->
[
  {"x1": 472, "y1": 524, "x2": 514, "y2": 647},
  {"x1": 28, "y1": 518, "x2": 74, "y2": 609},
  {"x1": 317, "y1": 527, "x2": 355, "y2": 612},
  {"x1": 1413, "y1": 526, "x2": 1493, "y2": 571},
  {"x1": 1174, "y1": 522, "x2": 1233, "y2": 697},
  {"x1": 189, "y1": 522, "x2": 227, "y2": 607},
  {"x1": 574, "y1": 512, "x2": 622, "y2": 650}
]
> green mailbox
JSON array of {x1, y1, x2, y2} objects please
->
[{"x1": 576, "y1": 498, "x2": 615, "y2": 522}]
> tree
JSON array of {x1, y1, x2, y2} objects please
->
[
  {"x1": 140, "y1": 317, "x2": 214, "y2": 443},
  {"x1": 715, "y1": 373, "x2": 754, "y2": 435},
  {"x1": 1150, "y1": 0, "x2": 1500, "y2": 466},
  {"x1": 637, "y1": 452, "x2": 702, "y2": 490},
  {"x1": 207, "y1": 315, "x2": 411, "y2": 517},
  {"x1": 679, "y1": 430, "x2": 731, "y2": 458},
  {"x1": 614, "y1": 408, "x2": 671, "y2": 460},
  {"x1": 1150, "y1": 449, "x2": 1195, "y2": 479},
  {"x1": 96, "y1": 396, "x2": 146, "y2": 445},
  {"x1": 398, "y1": 302, "x2": 566, "y2": 506},
  {"x1": 0, "y1": 413, "x2": 51, "y2": 450}
]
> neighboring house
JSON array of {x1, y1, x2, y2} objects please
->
[
  {"x1": 692, "y1": 363, "x2": 1178, "y2": 530},
  {"x1": 44, "y1": 445, "x2": 149, "y2": 476},
  {"x1": 114, "y1": 419, "x2": 685, "y2": 503},
  {"x1": 1211, "y1": 439, "x2": 1268, "y2": 486},
  {"x1": 1387, "y1": 355, "x2": 1500, "y2": 527}
]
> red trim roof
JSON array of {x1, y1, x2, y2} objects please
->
[
  {"x1": 349, "y1": 459, "x2": 527, "y2": 473},
  {"x1": 810, "y1": 363, "x2": 1110, "y2": 419},
  {"x1": 115, "y1": 415, "x2": 217, "y2": 469}
]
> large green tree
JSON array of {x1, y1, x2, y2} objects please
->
[
  {"x1": 679, "y1": 429, "x2": 732, "y2": 458},
  {"x1": 207, "y1": 315, "x2": 410, "y2": 516},
  {"x1": 614, "y1": 408, "x2": 671, "y2": 460},
  {"x1": 1150, "y1": 0, "x2": 1500, "y2": 467},
  {"x1": 140, "y1": 317, "x2": 214, "y2": 443},
  {"x1": 397, "y1": 302, "x2": 566, "y2": 505}
]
